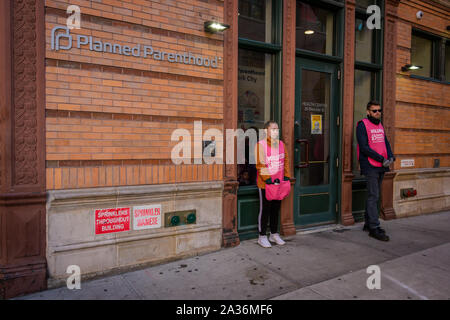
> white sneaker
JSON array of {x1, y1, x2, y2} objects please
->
[
  {"x1": 269, "y1": 233, "x2": 286, "y2": 245},
  {"x1": 258, "y1": 235, "x2": 272, "y2": 248}
]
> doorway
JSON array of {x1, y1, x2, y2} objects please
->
[{"x1": 293, "y1": 58, "x2": 340, "y2": 226}]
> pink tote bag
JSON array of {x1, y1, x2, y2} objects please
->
[{"x1": 258, "y1": 139, "x2": 291, "y2": 201}]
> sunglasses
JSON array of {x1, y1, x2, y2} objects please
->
[{"x1": 370, "y1": 109, "x2": 382, "y2": 113}]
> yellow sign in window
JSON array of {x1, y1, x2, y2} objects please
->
[{"x1": 311, "y1": 114, "x2": 322, "y2": 134}]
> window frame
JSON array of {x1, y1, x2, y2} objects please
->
[
  {"x1": 354, "y1": 10, "x2": 383, "y2": 66},
  {"x1": 295, "y1": 0, "x2": 345, "y2": 62},
  {"x1": 410, "y1": 29, "x2": 440, "y2": 80},
  {"x1": 410, "y1": 28, "x2": 450, "y2": 84},
  {"x1": 238, "y1": 0, "x2": 283, "y2": 131},
  {"x1": 238, "y1": 0, "x2": 282, "y2": 46},
  {"x1": 354, "y1": 0, "x2": 383, "y2": 68},
  {"x1": 237, "y1": 0, "x2": 283, "y2": 192},
  {"x1": 354, "y1": 0, "x2": 378, "y2": 10},
  {"x1": 352, "y1": 0, "x2": 384, "y2": 177}
]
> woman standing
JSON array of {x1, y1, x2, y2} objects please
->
[{"x1": 255, "y1": 121, "x2": 291, "y2": 248}]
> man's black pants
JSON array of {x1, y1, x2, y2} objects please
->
[
  {"x1": 364, "y1": 171, "x2": 384, "y2": 230},
  {"x1": 258, "y1": 188, "x2": 281, "y2": 236}
]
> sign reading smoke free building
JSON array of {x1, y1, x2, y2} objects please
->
[
  {"x1": 133, "y1": 205, "x2": 162, "y2": 230},
  {"x1": 51, "y1": 26, "x2": 220, "y2": 69}
]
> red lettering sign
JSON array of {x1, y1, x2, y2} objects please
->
[
  {"x1": 133, "y1": 205, "x2": 161, "y2": 230},
  {"x1": 95, "y1": 208, "x2": 130, "y2": 234}
]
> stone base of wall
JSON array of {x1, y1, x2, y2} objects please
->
[
  {"x1": 393, "y1": 168, "x2": 450, "y2": 218},
  {"x1": 46, "y1": 182, "x2": 223, "y2": 288}
]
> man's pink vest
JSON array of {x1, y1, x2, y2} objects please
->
[
  {"x1": 258, "y1": 139, "x2": 290, "y2": 200},
  {"x1": 357, "y1": 118, "x2": 388, "y2": 168}
]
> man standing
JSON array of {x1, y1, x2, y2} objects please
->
[{"x1": 356, "y1": 101, "x2": 395, "y2": 241}]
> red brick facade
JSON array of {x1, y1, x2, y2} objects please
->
[
  {"x1": 44, "y1": 1, "x2": 225, "y2": 190},
  {"x1": 394, "y1": 0, "x2": 449, "y2": 170}
]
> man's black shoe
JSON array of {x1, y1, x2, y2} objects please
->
[
  {"x1": 363, "y1": 225, "x2": 385, "y2": 234},
  {"x1": 369, "y1": 228, "x2": 389, "y2": 241}
]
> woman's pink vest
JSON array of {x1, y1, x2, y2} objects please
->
[
  {"x1": 357, "y1": 118, "x2": 388, "y2": 167},
  {"x1": 258, "y1": 139, "x2": 291, "y2": 200}
]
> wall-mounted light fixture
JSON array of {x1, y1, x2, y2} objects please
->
[
  {"x1": 204, "y1": 21, "x2": 230, "y2": 33},
  {"x1": 304, "y1": 30, "x2": 314, "y2": 35},
  {"x1": 401, "y1": 64, "x2": 423, "y2": 72}
]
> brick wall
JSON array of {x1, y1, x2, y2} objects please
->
[
  {"x1": 394, "y1": 0, "x2": 450, "y2": 170},
  {"x1": 45, "y1": 0, "x2": 225, "y2": 190}
]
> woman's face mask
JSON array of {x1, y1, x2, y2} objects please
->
[{"x1": 269, "y1": 127, "x2": 279, "y2": 140}]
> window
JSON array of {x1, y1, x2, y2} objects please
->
[
  {"x1": 410, "y1": 30, "x2": 449, "y2": 82},
  {"x1": 237, "y1": 49, "x2": 273, "y2": 186},
  {"x1": 411, "y1": 33, "x2": 434, "y2": 78},
  {"x1": 299, "y1": 70, "x2": 331, "y2": 186},
  {"x1": 355, "y1": 0, "x2": 382, "y2": 64},
  {"x1": 238, "y1": 0, "x2": 273, "y2": 43},
  {"x1": 238, "y1": 0, "x2": 281, "y2": 187},
  {"x1": 353, "y1": 70, "x2": 379, "y2": 175},
  {"x1": 296, "y1": 2, "x2": 335, "y2": 55},
  {"x1": 355, "y1": 17, "x2": 374, "y2": 63},
  {"x1": 353, "y1": 1, "x2": 383, "y2": 176},
  {"x1": 355, "y1": 0, "x2": 376, "y2": 9},
  {"x1": 238, "y1": 50, "x2": 272, "y2": 130}
]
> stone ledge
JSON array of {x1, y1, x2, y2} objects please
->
[
  {"x1": 47, "y1": 181, "x2": 224, "y2": 209},
  {"x1": 49, "y1": 181, "x2": 224, "y2": 200},
  {"x1": 49, "y1": 223, "x2": 222, "y2": 253},
  {"x1": 394, "y1": 167, "x2": 450, "y2": 180}
]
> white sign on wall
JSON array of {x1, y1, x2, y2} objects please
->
[
  {"x1": 133, "y1": 205, "x2": 162, "y2": 230},
  {"x1": 400, "y1": 159, "x2": 415, "y2": 168}
]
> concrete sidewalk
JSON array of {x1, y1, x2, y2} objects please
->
[{"x1": 17, "y1": 211, "x2": 450, "y2": 300}]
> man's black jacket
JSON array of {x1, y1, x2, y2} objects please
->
[{"x1": 356, "y1": 117, "x2": 394, "y2": 176}]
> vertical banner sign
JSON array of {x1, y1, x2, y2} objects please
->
[
  {"x1": 95, "y1": 208, "x2": 130, "y2": 234},
  {"x1": 133, "y1": 205, "x2": 162, "y2": 230}
]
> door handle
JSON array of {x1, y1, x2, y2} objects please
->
[
  {"x1": 296, "y1": 139, "x2": 309, "y2": 168},
  {"x1": 294, "y1": 120, "x2": 300, "y2": 139}
]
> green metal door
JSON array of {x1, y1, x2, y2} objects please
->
[{"x1": 293, "y1": 58, "x2": 340, "y2": 226}]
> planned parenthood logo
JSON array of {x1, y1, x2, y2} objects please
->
[{"x1": 51, "y1": 26, "x2": 221, "y2": 69}]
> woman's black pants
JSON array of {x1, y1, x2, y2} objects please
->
[{"x1": 258, "y1": 188, "x2": 281, "y2": 236}]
